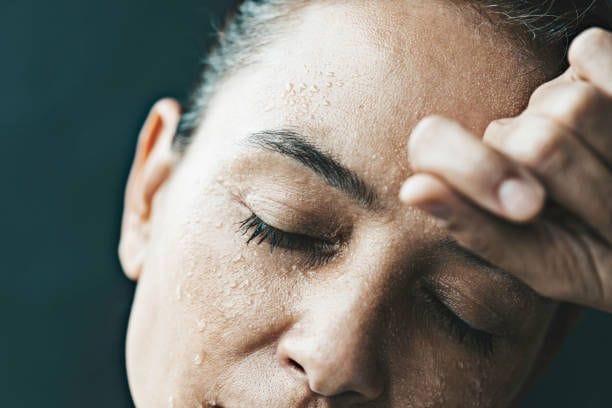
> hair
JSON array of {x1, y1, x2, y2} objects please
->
[{"x1": 172, "y1": 0, "x2": 612, "y2": 153}]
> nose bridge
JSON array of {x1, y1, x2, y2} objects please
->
[
  {"x1": 320, "y1": 286, "x2": 382, "y2": 379},
  {"x1": 314, "y1": 281, "x2": 379, "y2": 356},
  {"x1": 276, "y1": 226, "x2": 416, "y2": 400},
  {"x1": 322, "y1": 276, "x2": 383, "y2": 344},
  {"x1": 278, "y1": 275, "x2": 387, "y2": 400},
  {"x1": 312, "y1": 222, "x2": 412, "y2": 358}
]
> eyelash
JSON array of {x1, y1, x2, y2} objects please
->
[
  {"x1": 421, "y1": 287, "x2": 495, "y2": 357},
  {"x1": 238, "y1": 214, "x2": 494, "y2": 356},
  {"x1": 238, "y1": 213, "x2": 338, "y2": 267}
]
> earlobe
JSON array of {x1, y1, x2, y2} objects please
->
[{"x1": 118, "y1": 98, "x2": 181, "y2": 280}]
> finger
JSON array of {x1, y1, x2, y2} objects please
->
[
  {"x1": 399, "y1": 173, "x2": 455, "y2": 220},
  {"x1": 569, "y1": 27, "x2": 612, "y2": 96},
  {"x1": 400, "y1": 173, "x2": 612, "y2": 312},
  {"x1": 535, "y1": 66, "x2": 580, "y2": 90},
  {"x1": 484, "y1": 114, "x2": 612, "y2": 243},
  {"x1": 407, "y1": 116, "x2": 546, "y2": 223},
  {"x1": 526, "y1": 80, "x2": 612, "y2": 163}
]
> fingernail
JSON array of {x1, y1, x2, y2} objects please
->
[
  {"x1": 498, "y1": 178, "x2": 544, "y2": 220},
  {"x1": 416, "y1": 202, "x2": 452, "y2": 221}
]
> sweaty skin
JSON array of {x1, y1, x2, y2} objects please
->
[
  {"x1": 119, "y1": 1, "x2": 563, "y2": 407},
  {"x1": 401, "y1": 26, "x2": 612, "y2": 313}
]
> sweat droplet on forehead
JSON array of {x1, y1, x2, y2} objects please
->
[
  {"x1": 197, "y1": 319, "x2": 206, "y2": 332},
  {"x1": 271, "y1": 72, "x2": 349, "y2": 122}
]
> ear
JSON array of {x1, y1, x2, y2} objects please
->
[{"x1": 118, "y1": 98, "x2": 181, "y2": 280}]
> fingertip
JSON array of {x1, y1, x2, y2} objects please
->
[
  {"x1": 411, "y1": 115, "x2": 449, "y2": 135},
  {"x1": 408, "y1": 115, "x2": 457, "y2": 156},
  {"x1": 483, "y1": 118, "x2": 512, "y2": 147},
  {"x1": 399, "y1": 173, "x2": 451, "y2": 204},
  {"x1": 569, "y1": 27, "x2": 611, "y2": 64},
  {"x1": 498, "y1": 177, "x2": 546, "y2": 222}
]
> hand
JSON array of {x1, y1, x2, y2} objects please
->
[{"x1": 399, "y1": 27, "x2": 612, "y2": 312}]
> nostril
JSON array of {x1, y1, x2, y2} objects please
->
[{"x1": 287, "y1": 358, "x2": 306, "y2": 374}]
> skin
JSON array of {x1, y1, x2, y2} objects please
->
[
  {"x1": 401, "y1": 27, "x2": 612, "y2": 312},
  {"x1": 119, "y1": 0, "x2": 612, "y2": 406}
]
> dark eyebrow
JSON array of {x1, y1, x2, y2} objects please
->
[{"x1": 246, "y1": 129, "x2": 380, "y2": 211}]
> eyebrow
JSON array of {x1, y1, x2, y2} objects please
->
[{"x1": 246, "y1": 129, "x2": 380, "y2": 210}]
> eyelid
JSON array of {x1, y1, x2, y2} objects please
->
[
  {"x1": 424, "y1": 277, "x2": 511, "y2": 337},
  {"x1": 238, "y1": 213, "x2": 339, "y2": 268},
  {"x1": 246, "y1": 212, "x2": 336, "y2": 246},
  {"x1": 242, "y1": 192, "x2": 349, "y2": 240},
  {"x1": 419, "y1": 287, "x2": 495, "y2": 357},
  {"x1": 436, "y1": 288, "x2": 507, "y2": 336}
]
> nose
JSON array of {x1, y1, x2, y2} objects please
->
[{"x1": 276, "y1": 294, "x2": 385, "y2": 402}]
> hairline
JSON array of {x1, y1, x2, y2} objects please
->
[{"x1": 172, "y1": 0, "x2": 609, "y2": 153}]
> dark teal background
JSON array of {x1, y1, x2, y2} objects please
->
[{"x1": 1, "y1": 1, "x2": 611, "y2": 406}]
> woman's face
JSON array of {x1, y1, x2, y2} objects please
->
[{"x1": 122, "y1": 1, "x2": 560, "y2": 406}]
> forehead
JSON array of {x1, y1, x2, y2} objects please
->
[{"x1": 194, "y1": 0, "x2": 543, "y2": 189}]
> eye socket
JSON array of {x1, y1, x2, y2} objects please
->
[
  {"x1": 420, "y1": 286, "x2": 495, "y2": 358},
  {"x1": 238, "y1": 214, "x2": 496, "y2": 356},
  {"x1": 237, "y1": 213, "x2": 339, "y2": 267}
]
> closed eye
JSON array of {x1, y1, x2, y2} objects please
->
[
  {"x1": 420, "y1": 286, "x2": 495, "y2": 357},
  {"x1": 237, "y1": 213, "x2": 339, "y2": 267}
]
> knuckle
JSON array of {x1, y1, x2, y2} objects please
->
[
  {"x1": 537, "y1": 225, "x2": 608, "y2": 304},
  {"x1": 582, "y1": 27, "x2": 611, "y2": 44},
  {"x1": 529, "y1": 82, "x2": 553, "y2": 104},
  {"x1": 507, "y1": 116, "x2": 568, "y2": 171},
  {"x1": 556, "y1": 83, "x2": 600, "y2": 120},
  {"x1": 569, "y1": 27, "x2": 612, "y2": 62},
  {"x1": 483, "y1": 118, "x2": 511, "y2": 146},
  {"x1": 532, "y1": 82, "x2": 601, "y2": 122},
  {"x1": 484, "y1": 120, "x2": 503, "y2": 136}
]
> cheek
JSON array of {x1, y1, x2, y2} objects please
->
[
  {"x1": 127, "y1": 170, "x2": 301, "y2": 404},
  {"x1": 383, "y1": 296, "x2": 546, "y2": 406},
  {"x1": 386, "y1": 340, "x2": 536, "y2": 407},
  {"x1": 166, "y1": 180, "x2": 299, "y2": 347},
  {"x1": 398, "y1": 338, "x2": 545, "y2": 406}
]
